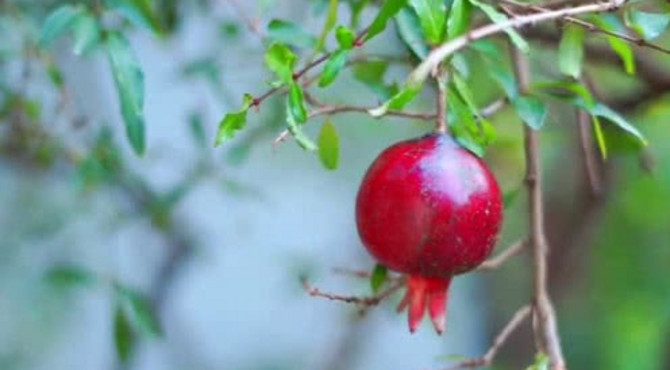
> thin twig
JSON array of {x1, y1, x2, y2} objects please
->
[
  {"x1": 411, "y1": 0, "x2": 628, "y2": 84},
  {"x1": 511, "y1": 46, "x2": 566, "y2": 369},
  {"x1": 501, "y1": 0, "x2": 670, "y2": 55},
  {"x1": 301, "y1": 276, "x2": 405, "y2": 307},
  {"x1": 221, "y1": 0, "x2": 264, "y2": 39},
  {"x1": 477, "y1": 239, "x2": 528, "y2": 271},
  {"x1": 481, "y1": 98, "x2": 509, "y2": 119},
  {"x1": 440, "y1": 305, "x2": 532, "y2": 369}
]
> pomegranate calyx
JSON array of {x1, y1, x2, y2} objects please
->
[{"x1": 398, "y1": 275, "x2": 452, "y2": 334}]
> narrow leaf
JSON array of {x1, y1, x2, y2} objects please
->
[
  {"x1": 114, "y1": 305, "x2": 136, "y2": 363},
  {"x1": 558, "y1": 24, "x2": 586, "y2": 79},
  {"x1": 285, "y1": 102, "x2": 317, "y2": 151},
  {"x1": 45, "y1": 266, "x2": 96, "y2": 288},
  {"x1": 265, "y1": 43, "x2": 298, "y2": 85},
  {"x1": 395, "y1": 7, "x2": 430, "y2": 59},
  {"x1": 106, "y1": 32, "x2": 146, "y2": 155},
  {"x1": 365, "y1": 0, "x2": 408, "y2": 41},
  {"x1": 590, "y1": 15, "x2": 635, "y2": 75},
  {"x1": 268, "y1": 19, "x2": 317, "y2": 49},
  {"x1": 369, "y1": 82, "x2": 422, "y2": 117},
  {"x1": 469, "y1": 0, "x2": 529, "y2": 52},
  {"x1": 40, "y1": 5, "x2": 83, "y2": 46},
  {"x1": 592, "y1": 115, "x2": 608, "y2": 159},
  {"x1": 318, "y1": 120, "x2": 339, "y2": 170},
  {"x1": 627, "y1": 10, "x2": 670, "y2": 40},
  {"x1": 591, "y1": 103, "x2": 647, "y2": 145},
  {"x1": 513, "y1": 95, "x2": 547, "y2": 130},
  {"x1": 215, "y1": 94, "x2": 254, "y2": 146},
  {"x1": 105, "y1": 0, "x2": 162, "y2": 34},
  {"x1": 318, "y1": 49, "x2": 349, "y2": 87},
  {"x1": 288, "y1": 82, "x2": 308, "y2": 123},
  {"x1": 115, "y1": 284, "x2": 162, "y2": 337},
  {"x1": 409, "y1": 0, "x2": 446, "y2": 44},
  {"x1": 315, "y1": 0, "x2": 339, "y2": 52},
  {"x1": 447, "y1": 0, "x2": 472, "y2": 39},
  {"x1": 72, "y1": 12, "x2": 101, "y2": 56},
  {"x1": 335, "y1": 25, "x2": 356, "y2": 49},
  {"x1": 370, "y1": 264, "x2": 388, "y2": 293}
]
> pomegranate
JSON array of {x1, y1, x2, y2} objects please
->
[{"x1": 356, "y1": 133, "x2": 503, "y2": 334}]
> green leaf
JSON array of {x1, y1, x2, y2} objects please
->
[
  {"x1": 72, "y1": 12, "x2": 101, "y2": 56},
  {"x1": 468, "y1": 0, "x2": 529, "y2": 52},
  {"x1": 215, "y1": 93, "x2": 254, "y2": 146},
  {"x1": 45, "y1": 266, "x2": 96, "y2": 288},
  {"x1": 408, "y1": 0, "x2": 446, "y2": 44},
  {"x1": 114, "y1": 305, "x2": 136, "y2": 364},
  {"x1": 105, "y1": 0, "x2": 162, "y2": 35},
  {"x1": 40, "y1": 5, "x2": 84, "y2": 46},
  {"x1": 364, "y1": 0, "x2": 408, "y2": 41},
  {"x1": 318, "y1": 49, "x2": 349, "y2": 87},
  {"x1": 558, "y1": 24, "x2": 585, "y2": 79},
  {"x1": 106, "y1": 32, "x2": 146, "y2": 156},
  {"x1": 590, "y1": 103, "x2": 647, "y2": 146},
  {"x1": 474, "y1": 41, "x2": 518, "y2": 99},
  {"x1": 265, "y1": 42, "x2": 297, "y2": 85},
  {"x1": 447, "y1": 0, "x2": 472, "y2": 39},
  {"x1": 451, "y1": 72, "x2": 480, "y2": 119},
  {"x1": 627, "y1": 10, "x2": 670, "y2": 40},
  {"x1": 526, "y1": 353, "x2": 550, "y2": 370},
  {"x1": 315, "y1": 0, "x2": 339, "y2": 52},
  {"x1": 592, "y1": 115, "x2": 607, "y2": 159},
  {"x1": 513, "y1": 95, "x2": 547, "y2": 130},
  {"x1": 188, "y1": 112, "x2": 207, "y2": 146},
  {"x1": 268, "y1": 19, "x2": 317, "y2": 49},
  {"x1": 448, "y1": 85, "x2": 485, "y2": 157},
  {"x1": 114, "y1": 284, "x2": 162, "y2": 337},
  {"x1": 396, "y1": 7, "x2": 430, "y2": 59},
  {"x1": 590, "y1": 15, "x2": 635, "y2": 75},
  {"x1": 369, "y1": 81, "x2": 422, "y2": 117},
  {"x1": 534, "y1": 80, "x2": 595, "y2": 109},
  {"x1": 352, "y1": 61, "x2": 396, "y2": 99},
  {"x1": 503, "y1": 186, "x2": 521, "y2": 208},
  {"x1": 370, "y1": 264, "x2": 388, "y2": 293},
  {"x1": 288, "y1": 82, "x2": 308, "y2": 123},
  {"x1": 335, "y1": 25, "x2": 356, "y2": 49},
  {"x1": 285, "y1": 101, "x2": 317, "y2": 151},
  {"x1": 318, "y1": 120, "x2": 339, "y2": 170}
]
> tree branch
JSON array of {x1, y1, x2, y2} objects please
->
[
  {"x1": 576, "y1": 108, "x2": 602, "y2": 196},
  {"x1": 476, "y1": 239, "x2": 528, "y2": 271},
  {"x1": 301, "y1": 276, "x2": 405, "y2": 307},
  {"x1": 440, "y1": 305, "x2": 532, "y2": 369},
  {"x1": 511, "y1": 46, "x2": 566, "y2": 369},
  {"x1": 411, "y1": 0, "x2": 628, "y2": 84}
]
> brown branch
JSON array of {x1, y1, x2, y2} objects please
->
[
  {"x1": 476, "y1": 239, "x2": 528, "y2": 271},
  {"x1": 511, "y1": 46, "x2": 566, "y2": 369},
  {"x1": 435, "y1": 66, "x2": 448, "y2": 134},
  {"x1": 576, "y1": 108, "x2": 602, "y2": 196},
  {"x1": 301, "y1": 276, "x2": 405, "y2": 307},
  {"x1": 440, "y1": 305, "x2": 532, "y2": 369},
  {"x1": 501, "y1": 0, "x2": 670, "y2": 55},
  {"x1": 411, "y1": 0, "x2": 628, "y2": 84}
]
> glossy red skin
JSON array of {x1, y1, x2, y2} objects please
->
[{"x1": 356, "y1": 134, "x2": 503, "y2": 278}]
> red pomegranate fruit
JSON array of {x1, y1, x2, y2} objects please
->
[{"x1": 356, "y1": 133, "x2": 503, "y2": 334}]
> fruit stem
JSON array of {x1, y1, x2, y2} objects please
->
[{"x1": 434, "y1": 64, "x2": 448, "y2": 134}]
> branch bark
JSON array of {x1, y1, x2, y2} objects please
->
[{"x1": 511, "y1": 46, "x2": 566, "y2": 369}]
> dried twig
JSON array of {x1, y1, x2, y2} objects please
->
[
  {"x1": 477, "y1": 239, "x2": 528, "y2": 271},
  {"x1": 301, "y1": 276, "x2": 405, "y2": 307},
  {"x1": 440, "y1": 305, "x2": 532, "y2": 369},
  {"x1": 511, "y1": 46, "x2": 566, "y2": 369}
]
